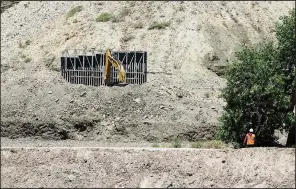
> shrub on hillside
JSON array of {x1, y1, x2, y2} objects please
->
[
  {"x1": 171, "y1": 136, "x2": 181, "y2": 148},
  {"x1": 66, "y1": 6, "x2": 83, "y2": 20},
  {"x1": 148, "y1": 21, "x2": 170, "y2": 30},
  {"x1": 24, "y1": 57, "x2": 32, "y2": 63},
  {"x1": 96, "y1": 13, "x2": 113, "y2": 22}
]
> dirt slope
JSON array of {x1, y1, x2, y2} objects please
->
[
  {"x1": 1, "y1": 1, "x2": 295, "y2": 142},
  {"x1": 1, "y1": 142, "x2": 295, "y2": 188}
]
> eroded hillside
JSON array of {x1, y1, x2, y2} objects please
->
[{"x1": 1, "y1": 1, "x2": 294, "y2": 142}]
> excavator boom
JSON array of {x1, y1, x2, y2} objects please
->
[{"x1": 104, "y1": 49, "x2": 126, "y2": 85}]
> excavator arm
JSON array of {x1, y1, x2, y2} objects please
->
[{"x1": 104, "y1": 49, "x2": 126, "y2": 85}]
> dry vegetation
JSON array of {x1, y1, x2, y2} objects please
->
[
  {"x1": 96, "y1": 12, "x2": 113, "y2": 22},
  {"x1": 191, "y1": 140, "x2": 226, "y2": 149},
  {"x1": 148, "y1": 21, "x2": 171, "y2": 30},
  {"x1": 66, "y1": 5, "x2": 83, "y2": 20}
]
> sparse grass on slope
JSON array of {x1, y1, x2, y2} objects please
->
[
  {"x1": 148, "y1": 21, "x2": 171, "y2": 30},
  {"x1": 191, "y1": 140, "x2": 226, "y2": 149},
  {"x1": 119, "y1": 8, "x2": 131, "y2": 17},
  {"x1": 66, "y1": 6, "x2": 83, "y2": 20},
  {"x1": 120, "y1": 34, "x2": 135, "y2": 43},
  {"x1": 24, "y1": 57, "x2": 32, "y2": 63},
  {"x1": 111, "y1": 8, "x2": 131, "y2": 23},
  {"x1": 171, "y1": 136, "x2": 182, "y2": 148},
  {"x1": 18, "y1": 40, "x2": 31, "y2": 48},
  {"x1": 152, "y1": 143, "x2": 160, "y2": 147},
  {"x1": 96, "y1": 13, "x2": 114, "y2": 22}
]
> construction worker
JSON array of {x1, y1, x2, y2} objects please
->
[{"x1": 243, "y1": 128, "x2": 256, "y2": 147}]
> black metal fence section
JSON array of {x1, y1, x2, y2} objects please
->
[{"x1": 60, "y1": 49, "x2": 147, "y2": 86}]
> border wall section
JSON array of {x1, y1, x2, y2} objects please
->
[{"x1": 60, "y1": 49, "x2": 147, "y2": 86}]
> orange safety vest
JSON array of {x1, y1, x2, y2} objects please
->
[{"x1": 246, "y1": 134, "x2": 255, "y2": 145}]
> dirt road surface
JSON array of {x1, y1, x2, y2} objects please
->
[{"x1": 1, "y1": 138, "x2": 295, "y2": 188}]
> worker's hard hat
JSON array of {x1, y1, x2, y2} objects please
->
[{"x1": 249, "y1": 128, "x2": 254, "y2": 133}]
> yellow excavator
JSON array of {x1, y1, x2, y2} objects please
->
[{"x1": 104, "y1": 49, "x2": 126, "y2": 85}]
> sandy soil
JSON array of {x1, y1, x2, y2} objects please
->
[{"x1": 1, "y1": 139, "x2": 295, "y2": 188}]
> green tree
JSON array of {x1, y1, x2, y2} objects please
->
[
  {"x1": 276, "y1": 8, "x2": 296, "y2": 146},
  {"x1": 276, "y1": 8, "x2": 295, "y2": 93},
  {"x1": 216, "y1": 9, "x2": 296, "y2": 146}
]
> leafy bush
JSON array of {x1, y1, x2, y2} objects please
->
[
  {"x1": 276, "y1": 8, "x2": 295, "y2": 95},
  {"x1": 216, "y1": 9, "x2": 295, "y2": 146},
  {"x1": 66, "y1": 6, "x2": 83, "y2": 20},
  {"x1": 96, "y1": 13, "x2": 113, "y2": 22},
  {"x1": 148, "y1": 21, "x2": 170, "y2": 30}
]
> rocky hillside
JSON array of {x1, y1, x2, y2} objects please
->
[{"x1": 1, "y1": 1, "x2": 294, "y2": 142}]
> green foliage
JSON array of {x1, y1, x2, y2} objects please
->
[
  {"x1": 96, "y1": 13, "x2": 113, "y2": 22},
  {"x1": 152, "y1": 143, "x2": 160, "y2": 147},
  {"x1": 216, "y1": 9, "x2": 296, "y2": 146},
  {"x1": 148, "y1": 21, "x2": 170, "y2": 30},
  {"x1": 171, "y1": 136, "x2": 181, "y2": 148},
  {"x1": 66, "y1": 6, "x2": 83, "y2": 20},
  {"x1": 276, "y1": 8, "x2": 296, "y2": 93}
]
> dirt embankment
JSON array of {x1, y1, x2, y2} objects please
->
[
  {"x1": 1, "y1": 1, "x2": 19, "y2": 13},
  {"x1": 1, "y1": 144, "x2": 295, "y2": 188},
  {"x1": 1, "y1": 1, "x2": 295, "y2": 142}
]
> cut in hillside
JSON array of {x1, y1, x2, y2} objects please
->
[{"x1": 1, "y1": 1, "x2": 295, "y2": 142}]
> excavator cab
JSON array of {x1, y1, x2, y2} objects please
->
[{"x1": 104, "y1": 49, "x2": 126, "y2": 85}]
